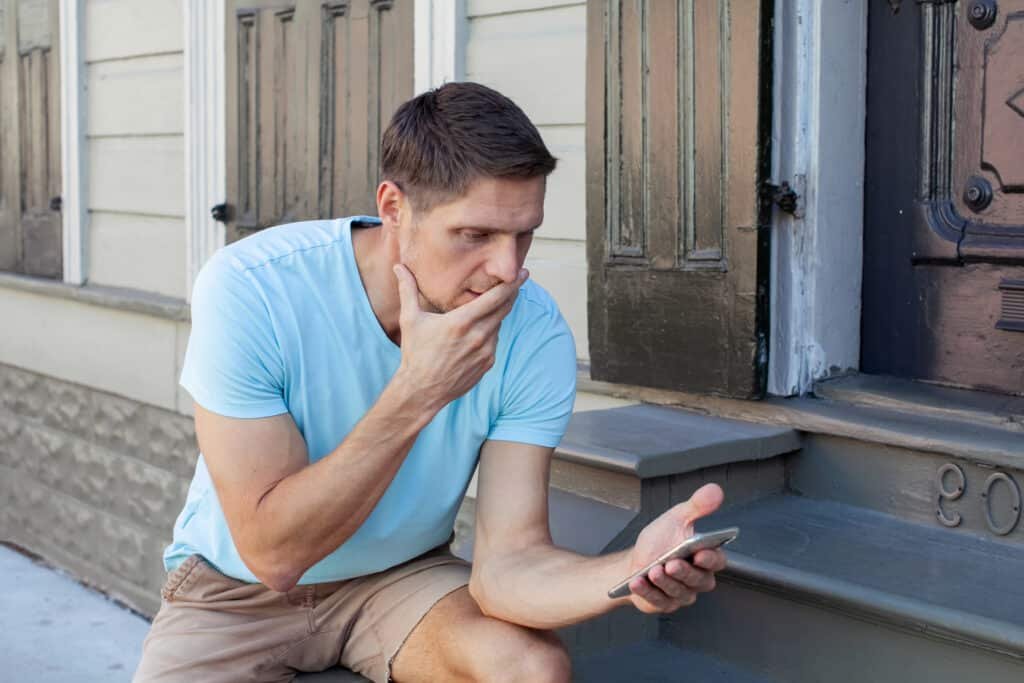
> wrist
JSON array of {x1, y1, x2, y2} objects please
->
[{"x1": 385, "y1": 366, "x2": 445, "y2": 426}]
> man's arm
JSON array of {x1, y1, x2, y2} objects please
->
[
  {"x1": 468, "y1": 439, "x2": 727, "y2": 630},
  {"x1": 196, "y1": 265, "x2": 528, "y2": 593}
]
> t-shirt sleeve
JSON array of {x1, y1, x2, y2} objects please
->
[
  {"x1": 179, "y1": 256, "x2": 288, "y2": 419},
  {"x1": 487, "y1": 308, "x2": 577, "y2": 448}
]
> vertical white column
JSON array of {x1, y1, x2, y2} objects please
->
[
  {"x1": 59, "y1": 0, "x2": 87, "y2": 285},
  {"x1": 184, "y1": 0, "x2": 227, "y2": 301},
  {"x1": 414, "y1": 0, "x2": 465, "y2": 94}
]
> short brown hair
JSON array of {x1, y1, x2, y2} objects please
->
[{"x1": 381, "y1": 82, "x2": 557, "y2": 212}]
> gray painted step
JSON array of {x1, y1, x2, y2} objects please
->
[
  {"x1": 573, "y1": 640, "x2": 775, "y2": 683},
  {"x1": 715, "y1": 494, "x2": 1024, "y2": 652},
  {"x1": 557, "y1": 404, "x2": 800, "y2": 478},
  {"x1": 815, "y1": 374, "x2": 1024, "y2": 433},
  {"x1": 660, "y1": 494, "x2": 1024, "y2": 681}
]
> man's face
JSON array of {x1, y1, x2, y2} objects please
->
[{"x1": 397, "y1": 176, "x2": 545, "y2": 313}]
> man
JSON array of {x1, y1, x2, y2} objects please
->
[{"x1": 135, "y1": 82, "x2": 727, "y2": 683}]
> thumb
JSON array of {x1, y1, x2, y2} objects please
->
[
  {"x1": 393, "y1": 263, "x2": 422, "y2": 318},
  {"x1": 673, "y1": 483, "x2": 724, "y2": 527}
]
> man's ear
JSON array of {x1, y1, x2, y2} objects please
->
[{"x1": 376, "y1": 181, "x2": 406, "y2": 230}]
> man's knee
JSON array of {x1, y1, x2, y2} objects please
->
[{"x1": 476, "y1": 630, "x2": 571, "y2": 683}]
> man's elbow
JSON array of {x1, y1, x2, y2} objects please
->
[{"x1": 242, "y1": 549, "x2": 305, "y2": 593}]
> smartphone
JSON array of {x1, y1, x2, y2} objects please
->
[{"x1": 606, "y1": 527, "x2": 739, "y2": 599}]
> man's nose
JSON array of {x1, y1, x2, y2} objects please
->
[{"x1": 486, "y1": 237, "x2": 521, "y2": 284}]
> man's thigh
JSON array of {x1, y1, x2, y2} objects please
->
[{"x1": 388, "y1": 588, "x2": 572, "y2": 683}]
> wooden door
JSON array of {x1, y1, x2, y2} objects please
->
[
  {"x1": 0, "y1": 0, "x2": 61, "y2": 278},
  {"x1": 862, "y1": 1, "x2": 1024, "y2": 394},
  {"x1": 586, "y1": 0, "x2": 771, "y2": 398},
  {"x1": 224, "y1": 0, "x2": 413, "y2": 243}
]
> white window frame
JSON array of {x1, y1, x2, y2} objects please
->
[
  {"x1": 768, "y1": 0, "x2": 868, "y2": 396},
  {"x1": 59, "y1": 0, "x2": 87, "y2": 285},
  {"x1": 184, "y1": 0, "x2": 226, "y2": 302}
]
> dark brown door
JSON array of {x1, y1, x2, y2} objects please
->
[
  {"x1": 224, "y1": 0, "x2": 413, "y2": 244},
  {"x1": 586, "y1": 0, "x2": 771, "y2": 398},
  {"x1": 0, "y1": 0, "x2": 62, "y2": 278},
  {"x1": 862, "y1": 1, "x2": 1024, "y2": 394}
]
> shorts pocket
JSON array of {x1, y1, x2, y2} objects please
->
[{"x1": 161, "y1": 554, "x2": 203, "y2": 602}]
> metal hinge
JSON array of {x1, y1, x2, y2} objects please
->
[{"x1": 762, "y1": 180, "x2": 801, "y2": 217}]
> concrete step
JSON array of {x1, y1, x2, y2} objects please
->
[
  {"x1": 664, "y1": 494, "x2": 1024, "y2": 681},
  {"x1": 573, "y1": 640, "x2": 776, "y2": 683}
]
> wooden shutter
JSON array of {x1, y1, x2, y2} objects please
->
[
  {"x1": 0, "y1": 0, "x2": 61, "y2": 278},
  {"x1": 586, "y1": 0, "x2": 771, "y2": 398},
  {"x1": 225, "y1": 0, "x2": 412, "y2": 243}
]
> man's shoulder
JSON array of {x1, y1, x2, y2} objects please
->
[{"x1": 212, "y1": 217, "x2": 361, "y2": 274}]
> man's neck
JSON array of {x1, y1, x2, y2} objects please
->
[{"x1": 351, "y1": 223, "x2": 402, "y2": 344}]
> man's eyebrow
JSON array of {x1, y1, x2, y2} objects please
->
[{"x1": 452, "y1": 223, "x2": 542, "y2": 234}]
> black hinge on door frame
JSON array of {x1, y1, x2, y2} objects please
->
[{"x1": 762, "y1": 179, "x2": 801, "y2": 217}]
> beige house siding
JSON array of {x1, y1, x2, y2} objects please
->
[
  {"x1": 465, "y1": 0, "x2": 589, "y2": 360},
  {"x1": 0, "y1": 286, "x2": 189, "y2": 413},
  {"x1": 85, "y1": 0, "x2": 187, "y2": 300}
]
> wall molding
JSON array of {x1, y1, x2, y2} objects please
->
[
  {"x1": 184, "y1": 0, "x2": 226, "y2": 301},
  {"x1": 414, "y1": 0, "x2": 465, "y2": 93},
  {"x1": 59, "y1": 0, "x2": 87, "y2": 285},
  {"x1": 768, "y1": 0, "x2": 868, "y2": 396}
]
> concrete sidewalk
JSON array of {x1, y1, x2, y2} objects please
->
[{"x1": 0, "y1": 543, "x2": 150, "y2": 681}]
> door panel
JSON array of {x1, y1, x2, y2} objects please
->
[
  {"x1": 586, "y1": 0, "x2": 771, "y2": 397},
  {"x1": 0, "y1": 0, "x2": 61, "y2": 277},
  {"x1": 863, "y1": 1, "x2": 1024, "y2": 395},
  {"x1": 225, "y1": 0, "x2": 413, "y2": 243},
  {"x1": 954, "y1": 1, "x2": 1024, "y2": 260}
]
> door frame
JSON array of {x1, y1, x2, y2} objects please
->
[
  {"x1": 768, "y1": 0, "x2": 868, "y2": 396},
  {"x1": 58, "y1": 0, "x2": 86, "y2": 285}
]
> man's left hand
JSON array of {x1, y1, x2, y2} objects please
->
[{"x1": 622, "y1": 483, "x2": 728, "y2": 614}]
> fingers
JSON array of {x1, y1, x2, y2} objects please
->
[
  {"x1": 664, "y1": 558, "x2": 717, "y2": 593},
  {"x1": 692, "y1": 548, "x2": 728, "y2": 573},
  {"x1": 453, "y1": 268, "x2": 529, "y2": 322},
  {"x1": 629, "y1": 571, "x2": 697, "y2": 614},
  {"x1": 671, "y1": 483, "x2": 725, "y2": 527},
  {"x1": 627, "y1": 554, "x2": 725, "y2": 614},
  {"x1": 393, "y1": 264, "x2": 423, "y2": 320}
]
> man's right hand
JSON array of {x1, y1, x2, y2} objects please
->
[{"x1": 392, "y1": 263, "x2": 528, "y2": 411}]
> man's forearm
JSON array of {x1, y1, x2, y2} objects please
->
[
  {"x1": 245, "y1": 370, "x2": 440, "y2": 589},
  {"x1": 470, "y1": 544, "x2": 632, "y2": 630}
]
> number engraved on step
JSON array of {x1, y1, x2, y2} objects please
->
[
  {"x1": 982, "y1": 472, "x2": 1021, "y2": 536},
  {"x1": 935, "y1": 463, "x2": 1024, "y2": 537},
  {"x1": 936, "y1": 463, "x2": 965, "y2": 528}
]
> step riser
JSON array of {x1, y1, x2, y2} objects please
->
[
  {"x1": 790, "y1": 434, "x2": 1024, "y2": 548},
  {"x1": 666, "y1": 579, "x2": 1024, "y2": 683}
]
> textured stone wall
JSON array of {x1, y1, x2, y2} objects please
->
[{"x1": 0, "y1": 363, "x2": 196, "y2": 617}]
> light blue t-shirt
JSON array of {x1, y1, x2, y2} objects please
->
[{"x1": 166, "y1": 216, "x2": 576, "y2": 584}]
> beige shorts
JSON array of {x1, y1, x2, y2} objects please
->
[{"x1": 133, "y1": 545, "x2": 471, "y2": 683}]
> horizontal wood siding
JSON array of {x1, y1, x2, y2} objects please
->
[
  {"x1": 85, "y1": 0, "x2": 185, "y2": 298},
  {"x1": 84, "y1": 0, "x2": 183, "y2": 62},
  {"x1": 465, "y1": 0, "x2": 588, "y2": 358},
  {"x1": 0, "y1": 286, "x2": 184, "y2": 411},
  {"x1": 88, "y1": 212, "x2": 186, "y2": 298},
  {"x1": 88, "y1": 54, "x2": 183, "y2": 136}
]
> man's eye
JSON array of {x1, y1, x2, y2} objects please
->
[{"x1": 463, "y1": 231, "x2": 488, "y2": 240}]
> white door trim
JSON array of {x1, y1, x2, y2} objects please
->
[
  {"x1": 768, "y1": 0, "x2": 868, "y2": 396},
  {"x1": 59, "y1": 0, "x2": 87, "y2": 285},
  {"x1": 184, "y1": 0, "x2": 226, "y2": 302},
  {"x1": 414, "y1": 0, "x2": 465, "y2": 93}
]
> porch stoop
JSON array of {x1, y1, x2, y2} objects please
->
[
  {"x1": 302, "y1": 377, "x2": 1024, "y2": 681},
  {"x1": 562, "y1": 379, "x2": 1024, "y2": 682}
]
